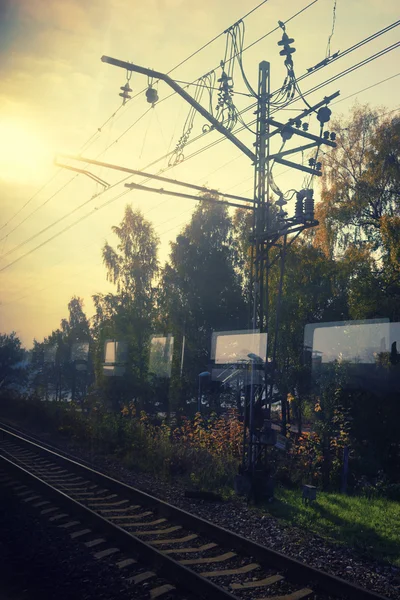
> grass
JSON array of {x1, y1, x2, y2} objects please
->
[{"x1": 264, "y1": 487, "x2": 400, "y2": 566}]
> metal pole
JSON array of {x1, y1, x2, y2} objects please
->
[
  {"x1": 249, "y1": 61, "x2": 270, "y2": 471},
  {"x1": 197, "y1": 376, "x2": 201, "y2": 414}
]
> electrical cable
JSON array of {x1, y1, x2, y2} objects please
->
[
  {"x1": 2, "y1": 18, "x2": 398, "y2": 272},
  {"x1": 332, "y1": 72, "x2": 400, "y2": 105},
  {"x1": 0, "y1": 0, "x2": 273, "y2": 241},
  {"x1": 0, "y1": 102, "x2": 124, "y2": 235},
  {"x1": 10, "y1": 4, "x2": 392, "y2": 250},
  {"x1": 123, "y1": 18, "x2": 400, "y2": 175},
  {"x1": 231, "y1": 18, "x2": 400, "y2": 121},
  {"x1": 97, "y1": 1, "x2": 320, "y2": 166},
  {"x1": 0, "y1": 106, "x2": 153, "y2": 252},
  {"x1": 0, "y1": 188, "x2": 131, "y2": 274},
  {"x1": 326, "y1": 0, "x2": 338, "y2": 59}
]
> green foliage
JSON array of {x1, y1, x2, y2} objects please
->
[
  {"x1": 30, "y1": 297, "x2": 91, "y2": 402},
  {"x1": 92, "y1": 206, "x2": 160, "y2": 411},
  {"x1": 13, "y1": 104, "x2": 400, "y2": 503},
  {"x1": 0, "y1": 331, "x2": 26, "y2": 390},
  {"x1": 268, "y1": 487, "x2": 400, "y2": 566},
  {"x1": 159, "y1": 199, "x2": 248, "y2": 415}
]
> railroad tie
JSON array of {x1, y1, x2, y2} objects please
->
[
  {"x1": 179, "y1": 551, "x2": 236, "y2": 566},
  {"x1": 85, "y1": 494, "x2": 118, "y2": 502},
  {"x1": 107, "y1": 511, "x2": 152, "y2": 520},
  {"x1": 163, "y1": 542, "x2": 217, "y2": 555},
  {"x1": 150, "y1": 534, "x2": 198, "y2": 546},
  {"x1": 116, "y1": 558, "x2": 137, "y2": 569},
  {"x1": 11, "y1": 484, "x2": 27, "y2": 492},
  {"x1": 41, "y1": 507, "x2": 59, "y2": 515},
  {"x1": 100, "y1": 505, "x2": 141, "y2": 513},
  {"x1": 85, "y1": 538, "x2": 106, "y2": 548},
  {"x1": 59, "y1": 520, "x2": 80, "y2": 529},
  {"x1": 202, "y1": 562, "x2": 260, "y2": 578},
  {"x1": 257, "y1": 589, "x2": 313, "y2": 600},
  {"x1": 32, "y1": 500, "x2": 51, "y2": 508},
  {"x1": 70, "y1": 528, "x2": 91, "y2": 539},
  {"x1": 125, "y1": 518, "x2": 167, "y2": 528},
  {"x1": 150, "y1": 584, "x2": 175, "y2": 599},
  {"x1": 231, "y1": 575, "x2": 284, "y2": 590},
  {"x1": 16, "y1": 490, "x2": 34, "y2": 497},
  {"x1": 89, "y1": 499, "x2": 129, "y2": 507},
  {"x1": 49, "y1": 513, "x2": 69, "y2": 522},
  {"x1": 134, "y1": 526, "x2": 182, "y2": 536},
  {"x1": 127, "y1": 571, "x2": 156, "y2": 585},
  {"x1": 94, "y1": 547, "x2": 120, "y2": 559}
]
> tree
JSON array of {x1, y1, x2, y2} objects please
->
[
  {"x1": 315, "y1": 104, "x2": 400, "y2": 256},
  {"x1": 159, "y1": 198, "x2": 248, "y2": 416},
  {"x1": 92, "y1": 205, "x2": 159, "y2": 411},
  {"x1": 0, "y1": 332, "x2": 25, "y2": 391},
  {"x1": 61, "y1": 296, "x2": 90, "y2": 344},
  {"x1": 312, "y1": 104, "x2": 400, "y2": 321}
]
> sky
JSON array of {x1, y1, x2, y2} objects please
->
[{"x1": 0, "y1": 0, "x2": 399, "y2": 347}]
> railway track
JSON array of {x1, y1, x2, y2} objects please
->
[{"x1": 0, "y1": 422, "x2": 389, "y2": 600}]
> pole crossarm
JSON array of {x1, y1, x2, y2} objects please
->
[
  {"x1": 101, "y1": 56, "x2": 256, "y2": 162},
  {"x1": 269, "y1": 141, "x2": 318, "y2": 160},
  {"x1": 274, "y1": 156, "x2": 322, "y2": 176},
  {"x1": 266, "y1": 117, "x2": 337, "y2": 147},
  {"x1": 286, "y1": 91, "x2": 340, "y2": 124},
  {"x1": 57, "y1": 154, "x2": 253, "y2": 205},
  {"x1": 125, "y1": 182, "x2": 255, "y2": 210},
  {"x1": 254, "y1": 219, "x2": 319, "y2": 243}
]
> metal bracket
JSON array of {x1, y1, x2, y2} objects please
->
[
  {"x1": 274, "y1": 156, "x2": 322, "y2": 176},
  {"x1": 55, "y1": 160, "x2": 110, "y2": 188}
]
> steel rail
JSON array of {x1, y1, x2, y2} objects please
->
[
  {"x1": 0, "y1": 451, "x2": 237, "y2": 600},
  {"x1": 0, "y1": 422, "x2": 390, "y2": 600}
]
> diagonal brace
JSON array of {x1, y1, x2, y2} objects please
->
[{"x1": 101, "y1": 56, "x2": 256, "y2": 162}]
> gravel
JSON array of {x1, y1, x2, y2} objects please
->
[
  {"x1": 0, "y1": 472, "x2": 184, "y2": 600},
  {"x1": 3, "y1": 418, "x2": 400, "y2": 600}
]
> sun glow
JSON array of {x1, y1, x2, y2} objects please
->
[{"x1": 0, "y1": 119, "x2": 53, "y2": 184}]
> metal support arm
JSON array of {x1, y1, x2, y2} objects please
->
[{"x1": 101, "y1": 56, "x2": 256, "y2": 162}]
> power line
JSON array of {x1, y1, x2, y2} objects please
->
[
  {"x1": 0, "y1": 189, "x2": 131, "y2": 274},
  {"x1": 93, "y1": 1, "x2": 320, "y2": 173},
  {"x1": 326, "y1": 0, "x2": 338, "y2": 59},
  {"x1": 0, "y1": 1, "x2": 273, "y2": 243},
  {"x1": 332, "y1": 72, "x2": 400, "y2": 105},
  {"x1": 0, "y1": 174, "x2": 80, "y2": 246},
  {"x1": 0, "y1": 102, "x2": 124, "y2": 236},
  {"x1": 4, "y1": 7, "x2": 395, "y2": 249},
  {"x1": 228, "y1": 18, "x2": 400, "y2": 123},
  {"x1": 2, "y1": 15, "x2": 398, "y2": 272},
  {"x1": 0, "y1": 107, "x2": 153, "y2": 252},
  {"x1": 110, "y1": 19, "x2": 400, "y2": 178}
]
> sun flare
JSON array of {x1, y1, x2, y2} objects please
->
[{"x1": 0, "y1": 120, "x2": 53, "y2": 184}]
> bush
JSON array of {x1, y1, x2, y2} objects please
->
[
  {"x1": 0, "y1": 394, "x2": 242, "y2": 495},
  {"x1": 382, "y1": 484, "x2": 400, "y2": 502}
]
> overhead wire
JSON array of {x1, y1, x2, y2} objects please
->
[
  {"x1": 0, "y1": 0, "x2": 274, "y2": 242},
  {"x1": 2, "y1": 8, "x2": 399, "y2": 273},
  {"x1": 326, "y1": 0, "x2": 338, "y2": 59},
  {"x1": 94, "y1": 1, "x2": 321, "y2": 167},
  {"x1": 107, "y1": 17, "x2": 400, "y2": 179},
  {"x1": 0, "y1": 188, "x2": 132, "y2": 274},
  {"x1": 0, "y1": 106, "x2": 153, "y2": 255},
  {"x1": 0, "y1": 102, "x2": 124, "y2": 236},
  {"x1": 5, "y1": 8, "x2": 396, "y2": 249},
  {"x1": 332, "y1": 72, "x2": 400, "y2": 105},
  {"x1": 2, "y1": 36, "x2": 398, "y2": 270}
]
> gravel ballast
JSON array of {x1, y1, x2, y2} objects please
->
[
  {"x1": 0, "y1": 472, "x2": 181, "y2": 600},
  {"x1": 2, "y1": 418, "x2": 400, "y2": 599}
]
